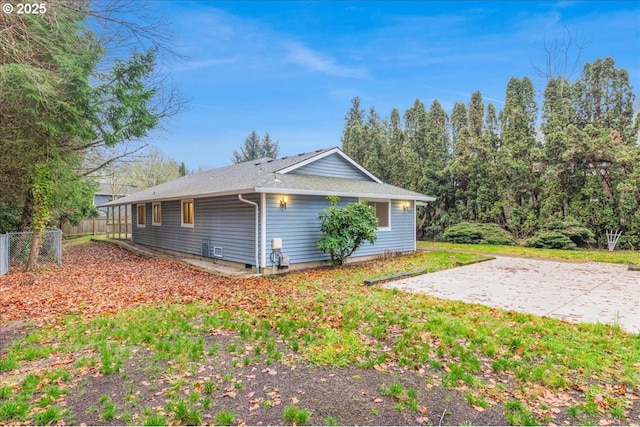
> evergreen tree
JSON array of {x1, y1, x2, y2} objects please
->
[
  {"x1": 419, "y1": 100, "x2": 452, "y2": 239},
  {"x1": 341, "y1": 97, "x2": 366, "y2": 165},
  {"x1": 564, "y1": 61, "x2": 637, "y2": 243},
  {"x1": 260, "y1": 133, "x2": 280, "y2": 159},
  {"x1": 450, "y1": 102, "x2": 468, "y2": 148},
  {"x1": 383, "y1": 108, "x2": 406, "y2": 187},
  {"x1": 362, "y1": 106, "x2": 386, "y2": 179},
  {"x1": 232, "y1": 131, "x2": 280, "y2": 163},
  {"x1": 0, "y1": 2, "x2": 176, "y2": 269},
  {"x1": 499, "y1": 77, "x2": 541, "y2": 238},
  {"x1": 540, "y1": 77, "x2": 574, "y2": 221}
]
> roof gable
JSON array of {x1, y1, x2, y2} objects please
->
[{"x1": 276, "y1": 148, "x2": 382, "y2": 183}]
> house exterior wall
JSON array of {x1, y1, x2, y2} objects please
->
[
  {"x1": 352, "y1": 199, "x2": 416, "y2": 257},
  {"x1": 94, "y1": 194, "x2": 111, "y2": 216},
  {"x1": 289, "y1": 153, "x2": 372, "y2": 181},
  {"x1": 131, "y1": 193, "x2": 416, "y2": 269},
  {"x1": 264, "y1": 194, "x2": 415, "y2": 266},
  {"x1": 132, "y1": 194, "x2": 260, "y2": 265}
]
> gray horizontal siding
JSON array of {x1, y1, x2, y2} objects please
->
[
  {"x1": 289, "y1": 153, "x2": 373, "y2": 181},
  {"x1": 132, "y1": 194, "x2": 260, "y2": 265},
  {"x1": 265, "y1": 195, "x2": 415, "y2": 265},
  {"x1": 353, "y1": 200, "x2": 416, "y2": 257}
]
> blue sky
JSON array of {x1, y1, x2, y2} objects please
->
[{"x1": 147, "y1": 1, "x2": 640, "y2": 170}]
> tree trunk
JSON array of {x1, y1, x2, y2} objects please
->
[
  {"x1": 26, "y1": 229, "x2": 41, "y2": 271},
  {"x1": 20, "y1": 189, "x2": 34, "y2": 232}
]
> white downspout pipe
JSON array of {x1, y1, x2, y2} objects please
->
[
  {"x1": 260, "y1": 193, "x2": 267, "y2": 269},
  {"x1": 238, "y1": 194, "x2": 260, "y2": 273}
]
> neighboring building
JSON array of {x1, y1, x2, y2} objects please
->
[
  {"x1": 102, "y1": 147, "x2": 435, "y2": 272},
  {"x1": 94, "y1": 183, "x2": 138, "y2": 216}
]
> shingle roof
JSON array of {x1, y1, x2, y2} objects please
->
[
  {"x1": 96, "y1": 183, "x2": 138, "y2": 196},
  {"x1": 101, "y1": 147, "x2": 434, "y2": 206}
]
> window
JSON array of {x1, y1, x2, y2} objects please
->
[
  {"x1": 136, "y1": 204, "x2": 146, "y2": 227},
  {"x1": 363, "y1": 199, "x2": 390, "y2": 230},
  {"x1": 181, "y1": 199, "x2": 194, "y2": 227},
  {"x1": 152, "y1": 202, "x2": 162, "y2": 226}
]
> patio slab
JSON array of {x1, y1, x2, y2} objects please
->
[{"x1": 384, "y1": 256, "x2": 640, "y2": 334}]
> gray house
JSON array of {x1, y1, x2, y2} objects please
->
[
  {"x1": 102, "y1": 147, "x2": 435, "y2": 272},
  {"x1": 94, "y1": 183, "x2": 138, "y2": 216}
]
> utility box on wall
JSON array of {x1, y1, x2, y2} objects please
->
[{"x1": 272, "y1": 238, "x2": 282, "y2": 250}]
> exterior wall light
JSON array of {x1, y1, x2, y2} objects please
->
[
  {"x1": 402, "y1": 202, "x2": 410, "y2": 211},
  {"x1": 280, "y1": 196, "x2": 288, "y2": 209}
]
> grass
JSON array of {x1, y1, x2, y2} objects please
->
[
  {"x1": 283, "y1": 406, "x2": 311, "y2": 425},
  {"x1": 418, "y1": 241, "x2": 639, "y2": 264},
  {"x1": 2, "y1": 244, "x2": 639, "y2": 425},
  {"x1": 214, "y1": 410, "x2": 236, "y2": 426},
  {"x1": 62, "y1": 234, "x2": 107, "y2": 247}
]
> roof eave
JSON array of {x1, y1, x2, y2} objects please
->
[
  {"x1": 256, "y1": 187, "x2": 435, "y2": 202},
  {"x1": 98, "y1": 188, "x2": 257, "y2": 207}
]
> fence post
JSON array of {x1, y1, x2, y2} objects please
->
[
  {"x1": 0, "y1": 234, "x2": 8, "y2": 276},
  {"x1": 57, "y1": 229, "x2": 62, "y2": 264}
]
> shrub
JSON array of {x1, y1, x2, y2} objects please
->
[
  {"x1": 524, "y1": 231, "x2": 576, "y2": 250},
  {"x1": 525, "y1": 218, "x2": 595, "y2": 250},
  {"x1": 317, "y1": 196, "x2": 378, "y2": 265},
  {"x1": 443, "y1": 222, "x2": 515, "y2": 245},
  {"x1": 540, "y1": 218, "x2": 595, "y2": 247}
]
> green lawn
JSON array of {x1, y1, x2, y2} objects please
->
[
  {"x1": 418, "y1": 241, "x2": 640, "y2": 265},
  {"x1": 1, "y1": 243, "x2": 638, "y2": 425}
]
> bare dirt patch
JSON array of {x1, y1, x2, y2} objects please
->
[{"x1": 63, "y1": 330, "x2": 508, "y2": 426}]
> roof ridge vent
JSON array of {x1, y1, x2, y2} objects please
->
[{"x1": 254, "y1": 158, "x2": 272, "y2": 165}]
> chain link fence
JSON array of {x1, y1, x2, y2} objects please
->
[{"x1": 0, "y1": 229, "x2": 62, "y2": 274}]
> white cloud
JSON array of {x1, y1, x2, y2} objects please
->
[
  {"x1": 169, "y1": 7, "x2": 367, "y2": 80},
  {"x1": 283, "y1": 40, "x2": 368, "y2": 78}
]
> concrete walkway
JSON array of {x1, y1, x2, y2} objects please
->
[{"x1": 384, "y1": 256, "x2": 640, "y2": 334}]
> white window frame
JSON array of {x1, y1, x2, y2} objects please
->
[
  {"x1": 360, "y1": 198, "x2": 391, "y2": 231},
  {"x1": 152, "y1": 202, "x2": 162, "y2": 226},
  {"x1": 136, "y1": 203, "x2": 146, "y2": 228},
  {"x1": 181, "y1": 199, "x2": 194, "y2": 228}
]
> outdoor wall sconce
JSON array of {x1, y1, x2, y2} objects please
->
[
  {"x1": 280, "y1": 196, "x2": 288, "y2": 209},
  {"x1": 402, "y1": 202, "x2": 410, "y2": 211}
]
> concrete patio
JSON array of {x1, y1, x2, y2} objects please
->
[{"x1": 384, "y1": 256, "x2": 640, "y2": 334}]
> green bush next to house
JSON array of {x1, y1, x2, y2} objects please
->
[{"x1": 317, "y1": 196, "x2": 378, "y2": 266}]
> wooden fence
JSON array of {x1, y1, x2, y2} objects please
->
[{"x1": 62, "y1": 217, "x2": 131, "y2": 237}]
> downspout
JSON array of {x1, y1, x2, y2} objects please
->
[
  {"x1": 260, "y1": 193, "x2": 267, "y2": 269},
  {"x1": 413, "y1": 200, "x2": 417, "y2": 252},
  {"x1": 238, "y1": 194, "x2": 260, "y2": 273}
]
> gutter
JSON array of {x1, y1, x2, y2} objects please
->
[{"x1": 238, "y1": 194, "x2": 260, "y2": 273}]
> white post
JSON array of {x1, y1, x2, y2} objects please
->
[{"x1": 606, "y1": 230, "x2": 623, "y2": 251}]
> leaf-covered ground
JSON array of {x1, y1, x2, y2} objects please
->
[{"x1": 0, "y1": 241, "x2": 638, "y2": 426}]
